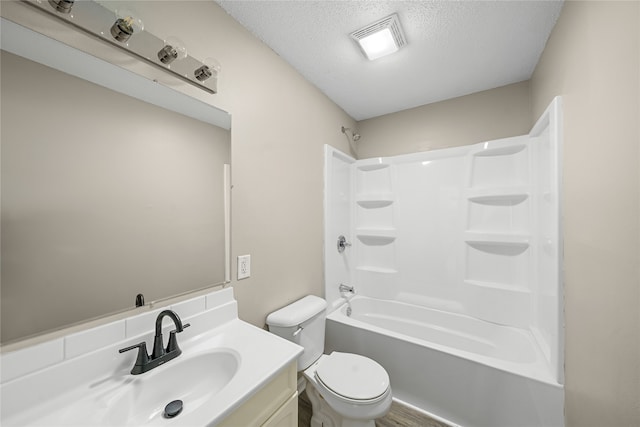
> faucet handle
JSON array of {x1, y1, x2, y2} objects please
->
[
  {"x1": 119, "y1": 341, "x2": 147, "y2": 354},
  {"x1": 118, "y1": 341, "x2": 150, "y2": 374},
  {"x1": 166, "y1": 323, "x2": 190, "y2": 354},
  {"x1": 337, "y1": 235, "x2": 352, "y2": 253}
]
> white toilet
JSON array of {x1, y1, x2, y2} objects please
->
[{"x1": 267, "y1": 295, "x2": 392, "y2": 427}]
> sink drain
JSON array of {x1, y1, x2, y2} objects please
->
[{"x1": 164, "y1": 400, "x2": 183, "y2": 418}]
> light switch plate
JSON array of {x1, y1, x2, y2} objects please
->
[{"x1": 237, "y1": 255, "x2": 251, "y2": 280}]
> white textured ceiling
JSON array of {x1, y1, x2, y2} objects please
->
[{"x1": 216, "y1": 1, "x2": 563, "y2": 121}]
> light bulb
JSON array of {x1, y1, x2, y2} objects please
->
[
  {"x1": 110, "y1": 8, "x2": 144, "y2": 43},
  {"x1": 48, "y1": 0, "x2": 74, "y2": 14},
  {"x1": 158, "y1": 36, "x2": 188, "y2": 65},
  {"x1": 194, "y1": 57, "x2": 221, "y2": 82}
]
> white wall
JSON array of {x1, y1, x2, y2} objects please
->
[{"x1": 530, "y1": 2, "x2": 640, "y2": 425}]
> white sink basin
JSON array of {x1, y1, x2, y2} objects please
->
[
  {"x1": 1, "y1": 292, "x2": 303, "y2": 427},
  {"x1": 107, "y1": 350, "x2": 239, "y2": 425},
  {"x1": 8, "y1": 349, "x2": 240, "y2": 427}
]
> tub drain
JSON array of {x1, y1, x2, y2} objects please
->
[{"x1": 164, "y1": 399, "x2": 183, "y2": 418}]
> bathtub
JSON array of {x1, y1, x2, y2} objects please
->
[{"x1": 325, "y1": 296, "x2": 564, "y2": 427}]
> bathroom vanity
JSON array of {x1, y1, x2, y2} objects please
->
[
  {"x1": 0, "y1": 288, "x2": 302, "y2": 426},
  {"x1": 219, "y1": 363, "x2": 298, "y2": 426}
]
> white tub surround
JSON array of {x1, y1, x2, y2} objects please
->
[
  {"x1": 323, "y1": 98, "x2": 563, "y2": 427},
  {"x1": 0, "y1": 288, "x2": 302, "y2": 426}
]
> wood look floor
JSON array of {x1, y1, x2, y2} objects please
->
[{"x1": 298, "y1": 390, "x2": 451, "y2": 427}]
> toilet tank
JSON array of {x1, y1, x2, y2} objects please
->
[{"x1": 266, "y1": 295, "x2": 327, "y2": 370}]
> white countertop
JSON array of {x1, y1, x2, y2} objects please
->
[{"x1": 1, "y1": 289, "x2": 302, "y2": 426}]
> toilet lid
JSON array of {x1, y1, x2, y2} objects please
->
[{"x1": 315, "y1": 352, "x2": 389, "y2": 401}]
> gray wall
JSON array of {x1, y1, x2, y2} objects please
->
[
  {"x1": 530, "y1": 2, "x2": 640, "y2": 425},
  {"x1": 356, "y1": 81, "x2": 531, "y2": 158}
]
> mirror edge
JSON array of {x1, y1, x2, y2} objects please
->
[{"x1": 0, "y1": 10, "x2": 233, "y2": 348}]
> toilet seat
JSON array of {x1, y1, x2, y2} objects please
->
[{"x1": 314, "y1": 352, "x2": 390, "y2": 402}]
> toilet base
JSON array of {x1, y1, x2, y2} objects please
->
[{"x1": 306, "y1": 383, "x2": 376, "y2": 427}]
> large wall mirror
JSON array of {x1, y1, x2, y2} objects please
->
[{"x1": 1, "y1": 18, "x2": 231, "y2": 344}]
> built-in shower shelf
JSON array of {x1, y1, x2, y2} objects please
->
[
  {"x1": 467, "y1": 188, "x2": 529, "y2": 205},
  {"x1": 356, "y1": 229, "x2": 396, "y2": 245},
  {"x1": 356, "y1": 266, "x2": 398, "y2": 274},
  {"x1": 465, "y1": 232, "x2": 529, "y2": 255},
  {"x1": 473, "y1": 143, "x2": 526, "y2": 157},
  {"x1": 356, "y1": 194, "x2": 394, "y2": 209},
  {"x1": 357, "y1": 161, "x2": 390, "y2": 171},
  {"x1": 357, "y1": 200, "x2": 393, "y2": 209},
  {"x1": 464, "y1": 231, "x2": 529, "y2": 243},
  {"x1": 357, "y1": 227, "x2": 396, "y2": 235},
  {"x1": 463, "y1": 280, "x2": 530, "y2": 293}
]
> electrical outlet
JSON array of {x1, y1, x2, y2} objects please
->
[{"x1": 237, "y1": 255, "x2": 251, "y2": 280}]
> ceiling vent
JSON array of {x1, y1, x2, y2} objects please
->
[{"x1": 350, "y1": 14, "x2": 406, "y2": 61}]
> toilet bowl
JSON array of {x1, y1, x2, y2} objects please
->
[
  {"x1": 304, "y1": 352, "x2": 392, "y2": 427},
  {"x1": 266, "y1": 295, "x2": 392, "y2": 427}
]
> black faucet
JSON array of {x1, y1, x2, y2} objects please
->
[{"x1": 119, "y1": 310, "x2": 190, "y2": 375}]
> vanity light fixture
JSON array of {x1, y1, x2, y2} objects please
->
[
  {"x1": 350, "y1": 13, "x2": 406, "y2": 61},
  {"x1": 24, "y1": 0, "x2": 220, "y2": 94},
  {"x1": 158, "y1": 36, "x2": 188, "y2": 65},
  {"x1": 110, "y1": 8, "x2": 144, "y2": 43},
  {"x1": 48, "y1": 0, "x2": 74, "y2": 14},
  {"x1": 195, "y1": 57, "x2": 221, "y2": 82}
]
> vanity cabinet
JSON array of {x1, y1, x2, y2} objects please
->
[{"x1": 218, "y1": 362, "x2": 297, "y2": 427}]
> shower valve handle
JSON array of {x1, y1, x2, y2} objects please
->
[{"x1": 337, "y1": 235, "x2": 351, "y2": 253}]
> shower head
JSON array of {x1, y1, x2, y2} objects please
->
[{"x1": 341, "y1": 126, "x2": 361, "y2": 142}]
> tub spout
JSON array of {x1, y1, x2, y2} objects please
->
[{"x1": 339, "y1": 283, "x2": 354, "y2": 294}]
